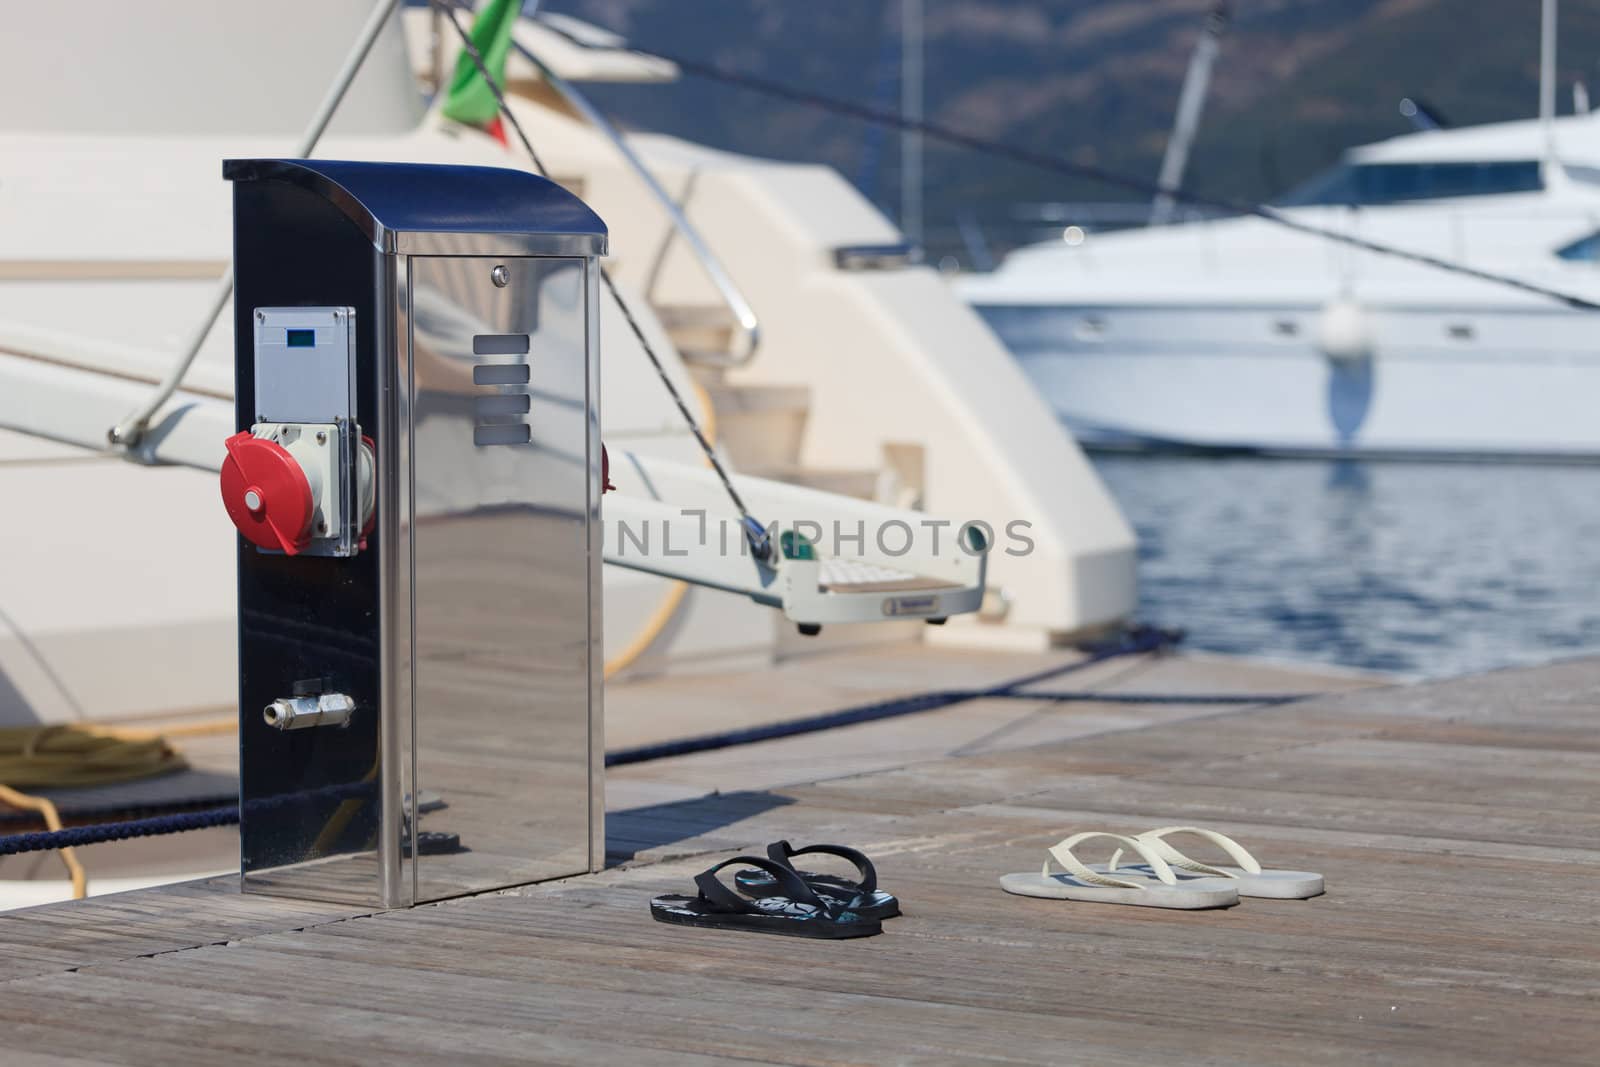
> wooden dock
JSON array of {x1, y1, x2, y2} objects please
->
[{"x1": 2, "y1": 643, "x2": 1597, "y2": 1064}]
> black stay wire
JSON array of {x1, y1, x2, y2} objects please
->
[
  {"x1": 432, "y1": 0, "x2": 772, "y2": 560},
  {"x1": 532, "y1": 16, "x2": 1600, "y2": 313}
]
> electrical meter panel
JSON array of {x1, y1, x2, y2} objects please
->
[{"x1": 219, "y1": 307, "x2": 373, "y2": 558}]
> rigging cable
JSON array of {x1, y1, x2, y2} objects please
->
[
  {"x1": 431, "y1": 0, "x2": 772, "y2": 560},
  {"x1": 530, "y1": 16, "x2": 1600, "y2": 313}
]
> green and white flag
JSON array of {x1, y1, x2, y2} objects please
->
[{"x1": 442, "y1": 0, "x2": 520, "y2": 131}]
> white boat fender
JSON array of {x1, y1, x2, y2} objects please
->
[{"x1": 1314, "y1": 297, "x2": 1373, "y2": 365}]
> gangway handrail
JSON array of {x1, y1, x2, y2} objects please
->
[{"x1": 508, "y1": 32, "x2": 762, "y2": 366}]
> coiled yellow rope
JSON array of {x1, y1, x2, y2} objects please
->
[
  {"x1": 601, "y1": 377, "x2": 717, "y2": 679},
  {"x1": 0, "y1": 724, "x2": 188, "y2": 788},
  {"x1": 0, "y1": 723, "x2": 195, "y2": 899}
]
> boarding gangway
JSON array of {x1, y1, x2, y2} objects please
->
[{"x1": 0, "y1": 342, "x2": 983, "y2": 630}]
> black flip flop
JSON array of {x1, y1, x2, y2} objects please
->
[
  {"x1": 650, "y1": 855, "x2": 882, "y2": 939},
  {"x1": 733, "y1": 840, "x2": 901, "y2": 920}
]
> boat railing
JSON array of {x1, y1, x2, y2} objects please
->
[
  {"x1": 1020, "y1": 202, "x2": 1600, "y2": 277},
  {"x1": 1319, "y1": 203, "x2": 1600, "y2": 267},
  {"x1": 510, "y1": 37, "x2": 762, "y2": 367}
]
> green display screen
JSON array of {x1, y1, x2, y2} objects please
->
[{"x1": 286, "y1": 329, "x2": 316, "y2": 348}]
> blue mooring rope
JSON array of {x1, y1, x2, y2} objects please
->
[
  {"x1": 603, "y1": 624, "x2": 1186, "y2": 766},
  {"x1": 0, "y1": 806, "x2": 239, "y2": 856},
  {"x1": 0, "y1": 777, "x2": 375, "y2": 857},
  {"x1": 0, "y1": 625, "x2": 1315, "y2": 856}
]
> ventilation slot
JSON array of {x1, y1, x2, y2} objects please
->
[
  {"x1": 473, "y1": 363, "x2": 530, "y2": 386},
  {"x1": 473, "y1": 333, "x2": 531, "y2": 356},
  {"x1": 474, "y1": 423, "x2": 532, "y2": 447},
  {"x1": 476, "y1": 394, "x2": 532, "y2": 419}
]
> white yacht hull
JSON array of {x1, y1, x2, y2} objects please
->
[{"x1": 977, "y1": 302, "x2": 1600, "y2": 458}]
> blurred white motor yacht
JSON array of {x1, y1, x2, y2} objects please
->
[
  {"x1": 0, "y1": 1, "x2": 1134, "y2": 727},
  {"x1": 961, "y1": 111, "x2": 1600, "y2": 458},
  {"x1": 0, "y1": 0, "x2": 1140, "y2": 905}
]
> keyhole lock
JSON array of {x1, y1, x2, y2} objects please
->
[{"x1": 490, "y1": 264, "x2": 510, "y2": 287}]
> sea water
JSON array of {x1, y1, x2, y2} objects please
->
[{"x1": 1093, "y1": 455, "x2": 1600, "y2": 677}]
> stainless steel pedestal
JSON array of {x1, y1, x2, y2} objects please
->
[{"x1": 224, "y1": 158, "x2": 607, "y2": 907}]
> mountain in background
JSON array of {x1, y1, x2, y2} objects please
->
[{"x1": 542, "y1": 0, "x2": 1600, "y2": 261}]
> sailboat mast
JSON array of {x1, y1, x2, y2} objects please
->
[
  {"x1": 901, "y1": 0, "x2": 924, "y2": 247},
  {"x1": 1151, "y1": 3, "x2": 1228, "y2": 226},
  {"x1": 1541, "y1": 0, "x2": 1558, "y2": 168}
]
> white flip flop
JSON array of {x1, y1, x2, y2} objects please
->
[
  {"x1": 1106, "y1": 825, "x2": 1325, "y2": 900},
  {"x1": 1000, "y1": 831, "x2": 1240, "y2": 910}
]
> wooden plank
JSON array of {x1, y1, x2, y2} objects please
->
[
  {"x1": 3, "y1": 650, "x2": 1597, "y2": 1064},
  {"x1": 0, "y1": 877, "x2": 363, "y2": 982}
]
